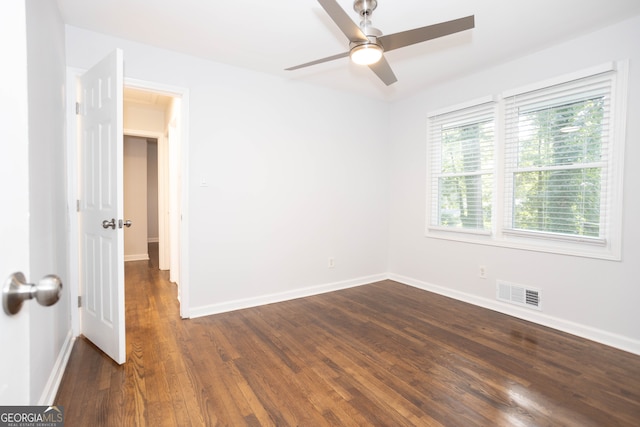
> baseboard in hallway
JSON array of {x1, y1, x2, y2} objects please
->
[{"x1": 124, "y1": 253, "x2": 149, "y2": 262}]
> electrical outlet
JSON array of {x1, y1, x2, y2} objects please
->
[
  {"x1": 478, "y1": 265, "x2": 487, "y2": 279},
  {"x1": 328, "y1": 258, "x2": 335, "y2": 268}
]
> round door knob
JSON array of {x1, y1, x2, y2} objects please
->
[
  {"x1": 2, "y1": 272, "x2": 63, "y2": 315},
  {"x1": 34, "y1": 275, "x2": 64, "y2": 306}
]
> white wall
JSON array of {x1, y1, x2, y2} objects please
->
[
  {"x1": 124, "y1": 102, "x2": 164, "y2": 246},
  {"x1": 25, "y1": 0, "x2": 71, "y2": 403},
  {"x1": 65, "y1": 26, "x2": 391, "y2": 315},
  {"x1": 147, "y1": 141, "x2": 159, "y2": 242},
  {"x1": 124, "y1": 102, "x2": 165, "y2": 133},
  {"x1": 387, "y1": 15, "x2": 640, "y2": 353},
  {"x1": 124, "y1": 136, "x2": 149, "y2": 260}
]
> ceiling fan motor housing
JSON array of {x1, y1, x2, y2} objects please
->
[{"x1": 349, "y1": 37, "x2": 381, "y2": 51}]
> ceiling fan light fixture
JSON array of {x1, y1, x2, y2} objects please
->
[
  {"x1": 350, "y1": 43, "x2": 383, "y2": 65},
  {"x1": 285, "y1": 0, "x2": 475, "y2": 86}
]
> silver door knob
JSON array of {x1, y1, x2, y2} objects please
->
[
  {"x1": 3, "y1": 272, "x2": 63, "y2": 315},
  {"x1": 102, "y1": 218, "x2": 116, "y2": 229},
  {"x1": 119, "y1": 219, "x2": 132, "y2": 228}
]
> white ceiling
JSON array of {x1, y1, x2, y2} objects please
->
[
  {"x1": 124, "y1": 87, "x2": 173, "y2": 107},
  {"x1": 56, "y1": 0, "x2": 640, "y2": 101}
]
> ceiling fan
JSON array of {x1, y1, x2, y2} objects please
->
[{"x1": 286, "y1": 0, "x2": 475, "y2": 86}]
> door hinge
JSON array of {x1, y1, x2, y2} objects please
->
[
  {"x1": 78, "y1": 296, "x2": 82, "y2": 308},
  {"x1": 76, "y1": 199, "x2": 80, "y2": 212},
  {"x1": 75, "y1": 102, "x2": 80, "y2": 115}
]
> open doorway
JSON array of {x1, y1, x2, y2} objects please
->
[
  {"x1": 123, "y1": 86, "x2": 183, "y2": 300},
  {"x1": 123, "y1": 135, "x2": 157, "y2": 262}
]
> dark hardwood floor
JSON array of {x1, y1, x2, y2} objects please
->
[{"x1": 55, "y1": 246, "x2": 640, "y2": 426}]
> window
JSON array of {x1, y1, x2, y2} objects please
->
[
  {"x1": 426, "y1": 63, "x2": 627, "y2": 259},
  {"x1": 428, "y1": 100, "x2": 495, "y2": 233}
]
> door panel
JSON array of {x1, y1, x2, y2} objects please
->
[
  {"x1": 0, "y1": 1, "x2": 31, "y2": 404},
  {"x1": 78, "y1": 49, "x2": 126, "y2": 364}
]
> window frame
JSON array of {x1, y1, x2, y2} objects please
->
[{"x1": 425, "y1": 61, "x2": 627, "y2": 260}]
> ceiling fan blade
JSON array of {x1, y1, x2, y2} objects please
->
[
  {"x1": 285, "y1": 51, "x2": 350, "y2": 71},
  {"x1": 318, "y1": 0, "x2": 368, "y2": 43},
  {"x1": 378, "y1": 15, "x2": 475, "y2": 52},
  {"x1": 368, "y1": 55, "x2": 397, "y2": 86}
]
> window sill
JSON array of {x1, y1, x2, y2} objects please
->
[{"x1": 424, "y1": 228, "x2": 621, "y2": 261}]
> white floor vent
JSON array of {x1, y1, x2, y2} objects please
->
[{"x1": 497, "y1": 281, "x2": 542, "y2": 311}]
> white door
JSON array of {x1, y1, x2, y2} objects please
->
[
  {"x1": 78, "y1": 49, "x2": 126, "y2": 364},
  {"x1": 0, "y1": 1, "x2": 31, "y2": 404}
]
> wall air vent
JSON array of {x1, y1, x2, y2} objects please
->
[{"x1": 497, "y1": 281, "x2": 542, "y2": 311}]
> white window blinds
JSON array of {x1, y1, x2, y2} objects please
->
[
  {"x1": 428, "y1": 102, "x2": 495, "y2": 232},
  {"x1": 503, "y1": 71, "x2": 614, "y2": 243}
]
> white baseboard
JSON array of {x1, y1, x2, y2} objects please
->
[
  {"x1": 388, "y1": 273, "x2": 640, "y2": 356},
  {"x1": 124, "y1": 253, "x2": 150, "y2": 262},
  {"x1": 188, "y1": 273, "x2": 387, "y2": 319},
  {"x1": 38, "y1": 330, "x2": 75, "y2": 405}
]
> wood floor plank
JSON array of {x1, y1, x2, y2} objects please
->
[{"x1": 55, "y1": 244, "x2": 640, "y2": 425}]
